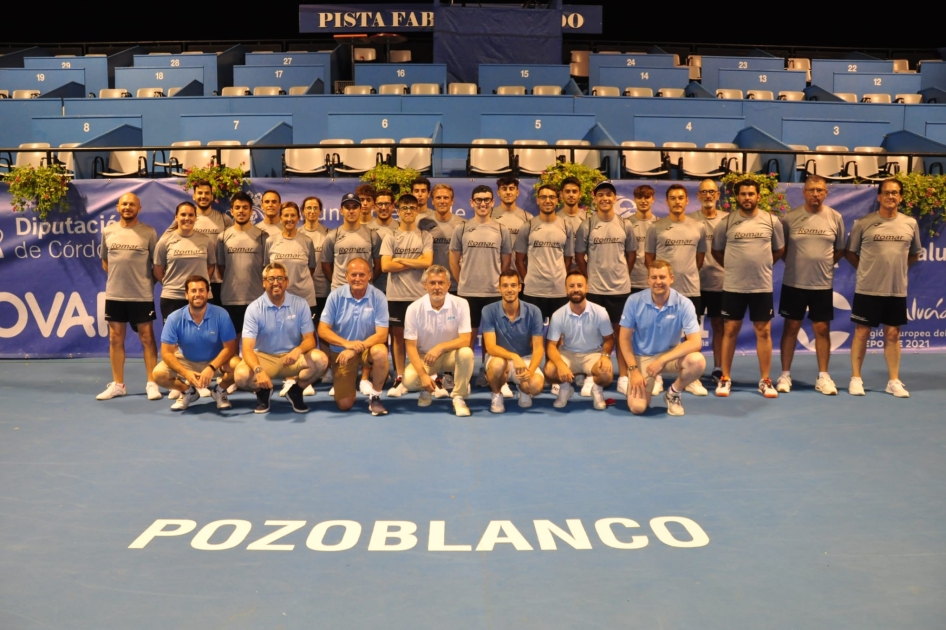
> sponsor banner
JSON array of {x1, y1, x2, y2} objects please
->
[{"x1": 2, "y1": 179, "x2": 944, "y2": 358}]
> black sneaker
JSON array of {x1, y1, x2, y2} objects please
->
[
  {"x1": 254, "y1": 388, "x2": 272, "y2": 414},
  {"x1": 285, "y1": 383, "x2": 309, "y2": 413},
  {"x1": 369, "y1": 395, "x2": 388, "y2": 416}
]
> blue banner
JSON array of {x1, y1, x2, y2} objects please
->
[{"x1": 1, "y1": 179, "x2": 944, "y2": 358}]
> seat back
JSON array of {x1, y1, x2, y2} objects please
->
[
  {"x1": 570, "y1": 50, "x2": 590, "y2": 77},
  {"x1": 410, "y1": 83, "x2": 441, "y2": 95},
  {"x1": 512, "y1": 140, "x2": 555, "y2": 175},
  {"x1": 705, "y1": 142, "x2": 743, "y2": 171},
  {"x1": 448, "y1": 83, "x2": 477, "y2": 95},
  {"x1": 469, "y1": 139, "x2": 510, "y2": 174},
  {"x1": 396, "y1": 137, "x2": 432, "y2": 172},
  {"x1": 788, "y1": 57, "x2": 812, "y2": 81},
  {"x1": 354, "y1": 48, "x2": 376, "y2": 62},
  {"x1": 657, "y1": 88, "x2": 685, "y2": 98},
  {"x1": 555, "y1": 139, "x2": 599, "y2": 169},
  {"x1": 849, "y1": 147, "x2": 886, "y2": 179},
  {"x1": 285, "y1": 147, "x2": 333, "y2": 173},
  {"x1": 136, "y1": 87, "x2": 164, "y2": 98},
  {"x1": 57, "y1": 143, "x2": 81, "y2": 175},
  {"x1": 319, "y1": 138, "x2": 355, "y2": 167},
  {"x1": 808, "y1": 145, "x2": 850, "y2": 176},
  {"x1": 591, "y1": 85, "x2": 620, "y2": 97},
  {"x1": 746, "y1": 90, "x2": 774, "y2": 100},
  {"x1": 532, "y1": 85, "x2": 562, "y2": 96},
  {"x1": 716, "y1": 89, "x2": 743, "y2": 100},
  {"x1": 208, "y1": 141, "x2": 250, "y2": 172},
  {"x1": 16, "y1": 142, "x2": 51, "y2": 168},
  {"x1": 360, "y1": 138, "x2": 395, "y2": 164},
  {"x1": 861, "y1": 93, "x2": 892, "y2": 103},
  {"x1": 99, "y1": 88, "x2": 130, "y2": 98},
  {"x1": 339, "y1": 146, "x2": 385, "y2": 172},
  {"x1": 662, "y1": 141, "x2": 697, "y2": 166},
  {"x1": 344, "y1": 85, "x2": 374, "y2": 95},
  {"x1": 389, "y1": 50, "x2": 411, "y2": 63},
  {"x1": 621, "y1": 141, "x2": 663, "y2": 174},
  {"x1": 680, "y1": 151, "x2": 723, "y2": 176},
  {"x1": 496, "y1": 85, "x2": 527, "y2": 95},
  {"x1": 778, "y1": 91, "x2": 805, "y2": 101},
  {"x1": 895, "y1": 93, "x2": 922, "y2": 104},
  {"x1": 624, "y1": 87, "x2": 654, "y2": 98},
  {"x1": 221, "y1": 86, "x2": 251, "y2": 96},
  {"x1": 892, "y1": 59, "x2": 911, "y2": 73},
  {"x1": 253, "y1": 86, "x2": 284, "y2": 96},
  {"x1": 378, "y1": 83, "x2": 408, "y2": 95},
  {"x1": 833, "y1": 92, "x2": 857, "y2": 102},
  {"x1": 13, "y1": 89, "x2": 41, "y2": 99},
  {"x1": 108, "y1": 150, "x2": 149, "y2": 175}
]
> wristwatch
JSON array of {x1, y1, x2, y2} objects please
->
[
  {"x1": 254, "y1": 366, "x2": 263, "y2": 374},
  {"x1": 628, "y1": 365, "x2": 639, "y2": 371}
]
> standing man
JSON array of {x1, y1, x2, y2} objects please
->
[
  {"x1": 217, "y1": 192, "x2": 267, "y2": 346},
  {"x1": 711, "y1": 179, "x2": 785, "y2": 398},
  {"x1": 845, "y1": 178, "x2": 922, "y2": 397},
  {"x1": 301, "y1": 196, "x2": 331, "y2": 334},
  {"x1": 356, "y1": 184, "x2": 377, "y2": 226},
  {"x1": 492, "y1": 176, "x2": 530, "y2": 223},
  {"x1": 419, "y1": 183, "x2": 465, "y2": 294},
  {"x1": 450, "y1": 185, "x2": 513, "y2": 385},
  {"x1": 255, "y1": 189, "x2": 284, "y2": 237},
  {"x1": 234, "y1": 262, "x2": 329, "y2": 413},
  {"x1": 644, "y1": 184, "x2": 708, "y2": 396},
  {"x1": 515, "y1": 183, "x2": 574, "y2": 321},
  {"x1": 97, "y1": 192, "x2": 161, "y2": 401},
  {"x1": 403, "y1": 265, "x2": 475, "y2": 416},
  {"x1": 381, "y1": 194, "x2": 433, "y2": 396},
  {"x1": 318, "y1": 258, "x2": 391, "y2": 415},
  {"x1": 557, "y1": 176, "x2": 587, "y2": 241},
  {"x1": 365, "y1": 188, "x2": 399, "y2": 294},
  {"x1": 575, "y1": 181, "x2": 637, "y2": 394},
  {"x1": 412, "y1": 177, "x2": 432, "y2": 215},
  {"x1": 776, "y1": 175, "x2": 846, "y2": 395},
  {"x1": 618, "y1": 260, "x2": 706, "y2": 416},
  {"x1": 545, "y1": 270, "x2": 615, "y2": 411},
  {"x1": 481, "y1": 270, "x2": 546, "y2": 413},
  {"x1": 322, "y1": 192, "x2": 383, "y2": 290},
  {"x1": 153, "y1": 275, "x2": 238, "y2": 411},
  {"x1": 688, "y1": 179, "x2": 728, "y2": 384},
  {"x1": 628, "y1": 185, "x2": 658, "y2": 294}
]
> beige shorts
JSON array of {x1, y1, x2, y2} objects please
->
[
  {"x1": 153, "y1": 355, "x2": 222, "y2": 383},
  {"x1": 242, "y1": 351, "x2": 308, "y2": 380},
  {"x1": 559, "y1": 349, "x2": 606, "y2": 375},
  {"x1": 327, "y1": 348, "x2": 373, "y2": 400},
  {"x1": 637, "y1": 354, "x2": 684, "y2": 389},
  {"x1": 486, "y1": 354, "x2": 544, "y2": 385}
]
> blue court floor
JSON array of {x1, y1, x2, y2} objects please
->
[{"x1": 1, "y1": 353, "x2": 945, "y2": 629}]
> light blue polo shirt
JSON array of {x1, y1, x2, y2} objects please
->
[
  {"x1": 547, "y1": 301, "x2": 614, "y2": 354},
  {"x1": 243, "y1": 292, "x2": 314, "y2": 355},
  {"x1": 319, "y1": 283, "x2": 389, "y2": 353},
  {"x1": 480, "y1": 300, "x2": 545, "y2": 357},
  {"x1": 161, "y1": 304, "x2": 236, "y2": 363},
  {"x1": 619, "y1": 288, "x2": 700, "y2": 356}
]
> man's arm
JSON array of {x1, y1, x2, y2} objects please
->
[
  {"x1": 696, "y1": 251, "x2": 705, "y2": 270},
  {"x1": 644, "y1": 252, "x2": 655, "y2": 268},
  {"x1": 711, "y1": 249, "x2": 724, "y2": 267},
  {"x1": 321, "y1": 262, "x2": 334, "y2": 283},
  {"x1": 449, "y1": 250, "x2": 462, "y2": 285},
  {"x1": 600, "y1": 334, "x2": 615, "y2": 360},
  {"x1": 318, "y1": 321, "x2": 360, "y2": 352},
  {"x1": 908, "y1": 253, "x2": 920, "y2": 267},
  {"x1": 618, "y1": 326, "x2": 645, "y2": 396},
  {"x1": 241, "y1": 336, "x2": 270, "y2": 388},
  {"x1": 483, "y1": 331, "x2": 520, "y2": 363},
  {"x1": 625, "y1": 251, "x2": 637, "y2": 277},
  {"x1": 405, "y1": 338, "x2": 436, "y2": 392},
  {"x1": 832, "y1": 249, "x2": 845, "y2": 264},
  {"x1": 528, "y1": 334, "x2": 544, "y2": 374},
  {"x1": 772, "y1": 246, "x2": 785, "y2": 264},
  {"x1": 429, "y1": 332, "x2": 473, "y2": 358},
  {"x1": 501, "y1": 252, "x2": 512, "y2": 272},
  {"x1": 152, "y1": 265, "x2": 165, "y2": 283},
  {"x1": 102, "y1": 260, "x2": 108, "y2": 273},
  {"x1": 844, "y1": 250, "x2": 859, "y2": 269},
  {"x1": 514, "y1": 252, "x2": 527, "y2": 282}
]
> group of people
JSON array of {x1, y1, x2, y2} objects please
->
[{"x1": 96, "y1": 173, "x2": 922, "y2": 416}]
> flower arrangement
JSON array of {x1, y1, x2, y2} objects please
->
[
  {"x1": 719, "y1": 171, "x2": 790, "y2": 216},
  {"x1": 2, "y1": 163, "x2": 71, "y2": 220},
  {"x1": 894, "y1": 172, "x2": 946, "y2": 237},
  {"x1": 534, "y1": 161, "x2": 605, "y2": 209},
  {"x1": 362, "y1": 163, "x2": 421, "y2": 196},
  {"x1": 178, "y1": 162, "x2": 248, "y2": 200}
]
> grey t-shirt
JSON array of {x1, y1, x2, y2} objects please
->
[
  {"x1": 846, "y1": 211, "x2": 922, "y2": 297},
  {"x1": 321, "y1": 225, "x2": 382, "y2": 290},
  {"x1": 449, "y1": 220, "x2": 513, "y2": 297},
  {"x1": 493, "y1": 210, "x2": 527, "y2": 243},
  {"x1": 154, "y1": 231, "x2": 217, "y2": 299},
  {"x1": 302, "y1": 224, "x2": 330, "y2": 298},
  {"x1": 628, "y1": 214, "x2": 658, "y2": 289},
  {"x1": 645, "y1": 216, "x2": 707, "y2": 297},
  {"x1": 491, "y1": 206, "x2": 530, "y2": 222},
  {"x1": 781, "y1": 205, "x2": 846, "y2": 290},
  {"x1": 514, "y1": 216, "x2": 575, "y2": 298},
  {"x1": 166, "y1": 210, "x2": 232, "y2": 283},
  {"x1": 712, "y1": 211, "x2": 785, "y2": 293},
  {"x1": 688, "y1": 210, "x2": 729, "y2": 292},
  {"x1": 101, "y1": 222, "x2": 157, "y2": 302},
  {"x1": 255, "y1": 221, "x2": 284, "y2": 238},
  {"x1": 380, "y1": 229, "x2": 433, "y2": 302},
  {"x1": 217, "y1": 225, "x2": 267, "y2": 305},
  {"x1": 265, "y1": 233, "x2": 317, "y2": 307},
  {"x1": 366, "y1": 219, "x2": 398, "y2": 294},
  {"x1": 575, "y1": 214, "x2": 637, "y2": 295},
  {"x1": 419, "y1": 213, "x2": 465, "y2": 292}
]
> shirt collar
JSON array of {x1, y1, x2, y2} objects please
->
[
  {"x1": 261, "y1": 293, "x2": 290, "y2": 309},
  {"x1": 422, "y1": 293, "x2": 453, "y2": 313}
]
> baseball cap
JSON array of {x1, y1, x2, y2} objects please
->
[
  {"x1": 340, "y1": 192, "x2": 361, "y2": 206},
  {"x1": 594, "y1": 180, "x2": 617, "y2": 194}
]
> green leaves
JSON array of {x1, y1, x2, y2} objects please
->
[
  {"x1": 534, "y1": 162, "x2": 605, "y2": 209},
  {"x1": 2, "y1": 163, "x2": 70, "y2": 220}
]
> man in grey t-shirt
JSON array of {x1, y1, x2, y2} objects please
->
[
  {"x1": 255, "y1": 189, "x2": 283, "y2": 237},
  {"x1": 365, "y1": 188, "x2": 399, "y2": 294},
  {"x1": 628, "y1": 185, "x2": 658, "y2": 292},
  {"x1": 688, "y1": 179, "x2": 728, "y2": 383},
  {"x1": 776, "y1": 175, "x2": 846, "y2": 395},
  {"x1": 845, "y1": 178, "x2": 922, "y2": 398},
  {"x1": 321, "y1": 193, "x2": 383, "y2": 290},
  {"x1": 217, "y1": 192, "x2": 267, "y2": 342},
  {"x1": 515, "y1": 183, "x2": 574, "y2": 321},
  {"x1": 419, "y1": 183, "x2": 465, "y2": 293},
  {"x1": 711, "y1": 179, "x2": 785, "y2": 398}
]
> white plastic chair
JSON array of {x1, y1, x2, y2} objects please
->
[
  {"x1": 657, "y1": 88, "x2": 685, "y2": 98},
  {"x1": 154, "y1": 140, "x2": 206, "y2": 177},
  {"x1": 790, "y1": 144, "x2": 811, "y2": 174},
  {"x1": 448, "y1": 83, "x2": 477, "y2": 95},
  {"x1": 396, "y1": 137, "x2": 432, "y2": 172},
  {"x1": 221, "y1": 86, "x2": 251, "y2": 96},
  {"x1": 99, "y1": 88, "x2": 130, "y2": 98},
  {"x1": 833, "y1": 93, "x2": 857, "y2": 103},
  {"x1": 96, "y1": 150, "x2": 150, "y2": 178},
  {"x1": 136, "y1": 87, "x2": 164, "y2": 98},
  {"x1": 621, "y1": 141, "x2": 668, "y2": 178},
  {"x1": 778, "y1": 91, "x2": 806, "y2": 101},
  {"x1": 532, "y1": 85, "x2": 562, "y2": 96},
  {"x1": 570, "y1": 51, "x2": 590, "y2": 79},
  {"x1": 788, "y1": 58, "x2": 811, "y2": 82},
  {"x1": 13, "y1": 90, "x2": 41, "y2": 99},
  {"x1": 335, "y1": 139, "x2": 393, "y2": 176},
  {"x1": 688, "y1": 55, "x2": 702, "y2": 80},
  {"x1": 378, "y1": 84, "x2": 408, "y2": 95},
  {"x1": 15, "y1": 143, "x2": 52, "y2": 168},
  {"x1": 208, "y1": 141, "x2": 250, "y2": 174},
  {"x1": 892, "y1": 59, "x2": 912, "y2": 73},
  {"x1": 805, "y1": 145, "x2": 855, "y2": 181},
  {"x1": 895, "y1": 93, "x2": 922, "y2": 104},
  {"x1": 343, "y1": 85, "x2": 374, "y2": 95},
  {"x1": 591, "y1": 85, "x2": 620, "y2": 97},
  {"x1": 555, "y1": 140, "x2": 600, "y2": 170},
  {"x1": 56, "y1": 143, "x2": 80, "y2": 178},
  {"x1": 716, "y1": 89, "x2": 743, "y2": 100},
  {"x1": 679, "y1": 150, "x2": 726, "y2": 178},
  {"x1": 389, "y1": 50, "x2": 411, "y2": 63},
  {"x1": 861, "y1": 93, "x2": 892, "y2": 103},
  {"x1": 253, "y1": 86, "x2": 285, "y2": 96},
  {"x1": 496, "y1": 85, "x2": 527, "y2": 95},
  {"x1": 288, "y1": 86, "x2": 310, "y2": 95},
  {"x1": 746, "y1": 90, "x2": 774, "y2": 100},
  {"x1": 624, "y1": 87, "x2": 654, "y2": 98},
  {"x1": 354, "y1": 48, "x2": 376, "y2": 62},
  {"x1": 847, "y1": 147, "x2": 890, "y2": 182},
  {"x1": 167, "y1": 87, "x2": 182, "y2": 97},
  {"x1": 662, "y1": 141, "x2": 697, "y2": 170},
  {"x1": 467, "y1": 139, "x2": 512, "y2": 176},
  {"x1": 513, "y1": 140, "x2": 556, "y2": 176},
  {"x1": 410, "y1": 83, "x2": 441, "y2": 95},
  {"x1": 283, "y1": 140, "x2": 353, "y2": 177}
]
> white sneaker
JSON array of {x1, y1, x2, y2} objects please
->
[
  {"x1": 387, "y1": 377, "x2": 408, "y2": 397},
  {"x1": 580, "y1": 377, "x2": 594, "y2": 397},
  {"x1": 500, "y1": 383, "x2": 514, "y2": 398},
  {"x1": 885, "y1": 379, "x2": 910, "y2": 398},
  {"x1": 321, "y1": 370, "x2": 333, "y2": 384},
  {"x1": 211, "y1": 386, "x2": 232, "y2": 410},
  {"x1": 433, "y1": 377, "x2": 450, "y2": 398},
  {"x1": 815, "y1": 374, "x2": 838, "y2": 395},
  {"x1": 168, "y1": 389, "x2": 182, "y2": 400},
  {"x1": 574, "y1": 373, "x2": 586, "y2": 389},
  {"x1": 616, "y1": 375, "x2": 628, "y2": 395},
  {"x1": 442, "y1": 372, "x2": 455, "y2": 390},
  {"x1": 453, "y1": 397, "x2": 471, "y2": 416},
  {"x1": 848, "y1": 377, "x2": 865, "y2": 396},
  {"x1": 551, "y1": 383, "x2": 561, "y2": 396},
  {"x1": 146, "y1": 381, "x2": 162, "y2": 400},
  {"x1": 96, "y1": 382, "x2": 126, "y2": 400},
  {"x1": 591, "y1": 384, "x2": 607, "y2": 410},
  {"x1": 359, "y1": 379, "x2": 373, "y2": 396},
  {"x1": 776, "y1": 373, "x2": 792, "y2": 393},
  {"x1": 518, "y1": 390, "x2": 533, "y2": 408},
  {"x1": 490, "y1": 392, "x2": 505, "y2": 413},
  {"x1": 171, "y1": 387, "x2": 200, "y2": 410},
  {"x1": 554, "y1": 382, "x2": 574, "y2": 408},
  {"x1": 685, "y1": 380, "x2": 708, "y2": 396},
  {"x1": 664, "y1": 389, "x2": 685, "y2": 416},
  {"x1": 418, "y1": 390, "x2": 432, "y2": 407},
  {"x1": 651, "y1": 374, "x2": 664, "y2": 395},
  {"x1": 197, "y1": 387, "x2": 212, "y2": 398},
  {"x1": 303, "y1": 384, "x2": 316, "y2": 396},
  {"x1": 280, "y1": 379, "x2": 296, "y2": 397},
  {"x1": 328, "y1": 386, "x2": 335, "y2": 397}
]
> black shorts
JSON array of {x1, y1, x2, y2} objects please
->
[
  {"x1": 387, "y1": 300, "x2": 412, "y2": 327},
  {"x1": 586, "y1": 292, "x2": 630, "y2": 324},
  {"x1": 522, "y1": 295, "x2": 569, "y2": 322},
  {"x1": 851, "y1": 293, "x2": 908, "y2": 328},
  {"x1": 210, "y1": 282, "x2": 223, "y2": 307},
  {"x1": 462, "y1": 295, "x2": 500, "y2": 328},
  {"x1": 684, "y1": 294, "x2": 703, "y2": 318},
  {"x1": 223, "y1": 304, "x2": 249, "y2": 337},
  {"x1": 104, "y1": 300, "x2": 156, "y2": 329},
  {"x1": 701, "y1": 290, "x2": 723, "y2": 319},
  {"x1": 721, "y1": 291, "x2": 774, "y2": 322},
  {"x1": 159, "y1": 297, "x2": 189, "y2": 323},
  {"x1": 779, "y1": 285, "x2": 834, "y2": 322}
]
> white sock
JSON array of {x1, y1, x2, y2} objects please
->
[
  {"x1": 819, "y1": 371, "x2": 830, "y2": 378},
  {"x1": 780, "y1": 370, "x2": 791, "y2": 377}
]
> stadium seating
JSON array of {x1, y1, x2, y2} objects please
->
[
  {"x1": 448, "y1": 83, "x2": 478, "y2": 95},
  {"x1": 221, "y1": 86, "x2": 251, "y2": 96},
  {"x1": 532, "y1": 85, "x2": 562, "y2": 96},
  {"x1": 620, "y1": 141, "x2": 669, "y2": 179},
  {"x1": 410, "y1": 83, "x2": 441, "y2": 95},
  {"x1": 95, "y1": 150, "x2": 149, "y2": 178},
  {"x1": 396, "y1": 137, "x2": 432, "y2": 173},
  {"x1": 467, "y1": 139, "x2": 512, "y2": 176},
  {"x1": 512, "y1": 140, "x2": 556, "y2": 176},
  {"x1": 253, "y1": 86, "x2": 284, "y2": 96},
  {"x1": 496, "y1": 86, "x2": 527, "y2": 95},
  {"x1": 624, "y1": 87, "x2": 654, "y2": 98}
]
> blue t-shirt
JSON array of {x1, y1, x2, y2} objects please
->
[
  {"x1": 243, "y1": 292, "x2": 314, "y2": 355},
  {"x1": 480, "y1": 300, "x2": 545, "y2": 357},
  {"x1": 619, "y1": 289, "x2": 700, "y2": 356},
  {"x1": 319, "y1": 284, "x2": 390, "y2": 353},
  {"x1": 161, "y1": 304, "x2": 236, "y2": 363},
  {"x1": 547, "y1": 301, "x2": 614, "y2": 354}
]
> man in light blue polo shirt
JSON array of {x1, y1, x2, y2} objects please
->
[
  {"x1": 318, "y1": 258, "x2": 390, "y2": 415},
  {"x1": 234, "y1": 262, "x2": 329, "y2": 414},
  {"x1": 618, "y1": 259, "x2": 706, "y2": 417},
  {"x1": 545, "y1": 269, "x2": 615, "y2": 411},
  {"x1": 153, "y1": 275, "x2": 239, "y2": 411},
  {"x1": 481, "y1": 269, "x2": 546, "y2": 413}
]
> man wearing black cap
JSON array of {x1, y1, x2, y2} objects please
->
[
  {"x1": 321, "y1": 192, "x2": 383, "y2": 291},
  {"x1": 574, "y1": 180, "x2": 637, "y2": 391}
]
